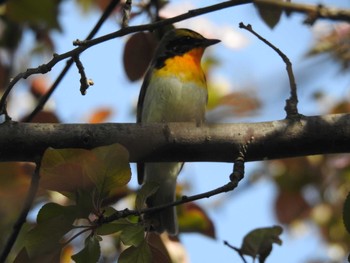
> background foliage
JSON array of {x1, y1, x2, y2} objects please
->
[{"x1": 1, "y1": 0, "x2": 350, "y2": 262}]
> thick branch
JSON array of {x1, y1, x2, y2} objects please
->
[{"x1": 1, "y1": 114, "x2": 350, "y2": 163}]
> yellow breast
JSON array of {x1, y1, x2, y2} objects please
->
[{"x1": 153, "y1": 48, "x2": 206, "y2": 87}]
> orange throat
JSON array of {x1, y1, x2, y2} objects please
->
[{"x1": 154, "y1": 47, "x2": 206, "y2": 86}]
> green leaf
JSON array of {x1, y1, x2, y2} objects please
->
[
  {"x1": 14, "y1": 247, "x2": 61, "y2": 263},
  {"x1": 240, "y1": 225, "x2": 283, "y2": 263},
  {"x1": 96, "y1": 217, "x2": 139, "y2": 236},
  {"x1": 40, "y1": 148, "x2": 96, "y2": 193},
  {"x1": 71, "y1": 235, "x2": 101, "y2": 263},
  {"x1": 6, "y1": 0, "x2": 61, "y2": 30},
  {"x1": 25, "y1": 216, "x2": 73, "y2": 258},
  {"x1": 119, "y1": 240, "x2": 152, "y2": 263},
  {"x1": 89, "y1": 143, "x2": 131, "y2": 200},
  {"x1": 96, "y1": 222, "x2": 124, "y2": 236},
  {"x1": 343, "y1": 192, "x2": 350, "y2": 234},
  {"x1": 24, "y1": 203, "x2": 78, "y2": 258},
  {"x1": 37, "y1": 202, "x2": 77, "y2": 223},
  {"x1": 120, "y1": 224, "x2": 145, "y2": 247},
  {"x1": 255, "y1": 0, "x2": 283, "y2": 29},
  {"x1": 135, "y1": 181, "x2": 159, "y2": 210}
]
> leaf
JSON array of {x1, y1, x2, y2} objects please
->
[
  {"x1": 24, "y1": 203, "x2": 77, "y2": 258},
  {"x1": 118, "y1": 240, "x2": 152, "y2": 263},
  {"x1": 275, "y1": 191, "x2": 310, "y2": 224},
  {"x1": 146, "y1": 233, "x2": 172, "y2": 263},
  {"x1": 178, "y1": 203, "x2": 215, "y2": 238},
  {"x1": 240, "y1": 225, "x2": 283, "y2": 263},
  {"x1": 40, "y1": 148, "x2": 96, "y2": 193},
  {"x1": 255, "y1": 0, "x2": 283, "y2": 29},
  {"x1": 88, "y1": 108, "x2": 113, "y2": 123},
  {"x1": 343, "y1": 192, "x2": 350, "y2": 234},
  {"x1": 37, "y1": 202, "x2": 77, "y2": 223},
  {"x1": 123, "y1": 32, "x2": 157, "y2": 81},
  {"x1": 71, "y1": 235, "x2": 101, "y2": 263},
  {"x1": 135, "y1": 181, "x2": 159, "y2": 210},
  {"x1": 24, "y1": 214, "x2": 74, "y2": 258},
  {"x1": 14, "y1": 247, "x2": 61, "y2": 263},
  {"x1": 90, "y1": 143, "x2": 131, "y2": 200},
  {"x1": 6, "y1": 0, "x2": 61, "y2": 30},
  {"x1": 120, "y1": 224, "x2": 145, "y2": 247},
  {"x1": 96, "y1": 222, "x2": 123, "y2": 236}
]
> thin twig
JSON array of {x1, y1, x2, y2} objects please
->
[
  {"x1": 122, "y1": 0, "x2": 132, "y2": 28},
  {"x1": 224, "y1": 241, "x2": 248, "y2": 263},
  {"x1": 0, "y1": 162, "x2": 41, "y2": 262},
  {"x1": 239, "y1": 22, "x2": 300, "y2": 119},
  {"x1": 73, "y1": 55, "x2": 92, "y2": 95},
  {"x1": 22, "y1": 0, "x2": 122, "y2": 122}
]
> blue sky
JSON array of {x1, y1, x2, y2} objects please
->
[{"x1": 20, "y1": 0, "x2": 350, "y2": 262}]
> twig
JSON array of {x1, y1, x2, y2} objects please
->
[
  {"x1": 239, "y1": 22, "x2": 300, "y2": 119},
  {"x1": 122, "y1": 0, "x2": 132, "y2": 28},
  {"x1": 22, "y1": 0, "x2": 122, "y2": 122},
  {"x1": 73, "y1": 56, "x2": 93, "y2": 95},
  {"x1": 224, "y1": 241, "x2": 248, "y2": 263},
  {"x1": 0, "y1": 162, "x2": 41, "y2": 263}
]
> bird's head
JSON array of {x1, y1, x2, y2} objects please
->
[{"x1": 153, "y1": 28, "x2": 220, "y2": 68}]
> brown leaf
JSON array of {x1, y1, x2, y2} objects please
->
[
  {"x1": 255, "y1": 0, "x2": 283, "y2": 29},
  {"x1": 147, "y1": 233, "x2": 172, "y2": 263},
  {"x1": 275, "y1": 191, "x2": 310, "y2": 224},
  {"x1": 217, "y1": 91, "x2": 261, "y2": 117},
  {"x1": 30, "y1": 77, "x2": 49, "y2": 98},
  {"x1": 21, "y1": 111, "x2": 60, "y2": 123},
  {"x1": 178, "y1": 203, "x2": 215, "y2": 238},
  {"x1": 88, "y1": 108, "x2": 113, "y2": 123},
  {"x1": 123, "y1": 32, "x2": 157, "y2": 81}
]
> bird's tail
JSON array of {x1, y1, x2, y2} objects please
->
[{"x1": 143, "y1": 162, "x2": 182, "y2": 235}]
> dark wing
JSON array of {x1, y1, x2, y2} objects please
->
[{"x1": 136, "y1": 68, "x2": 152, "y2": 184}]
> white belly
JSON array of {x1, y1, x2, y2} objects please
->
[{"x1": 141, "y1": 76, "x2": 207, "y2": 124}]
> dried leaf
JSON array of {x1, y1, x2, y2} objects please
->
[
  {"x1": 240, "y1": 226, "x2": 283, "y2": 263},
  {"x1": 123, "y1": 32, "x2": 157, "y2": 81},
  {"x1": 255, "y1": 0, "x2": 283, "y2": 29},
  {"x1": 178, "y1": 203, "x2": 215, "y2": 238}
]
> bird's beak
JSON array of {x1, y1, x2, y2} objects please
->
[{"x1": 202, "y1": 38, "x2": 221, "y2": 47}]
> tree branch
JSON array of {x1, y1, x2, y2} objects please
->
[
  {"x1": 1, "y1": 113, "x2": 350, "y2": 163},
  {"x1": 254, "y1": 0, "x2": 350, "y2": 23},
  {"x1": 239, "y1": 23, "x2": 300, "y2": 119}
]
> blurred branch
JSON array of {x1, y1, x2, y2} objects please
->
[
  {"x1": 22, "y1": 0, "x2": 122, "y2": 122},
  {"x1": 1, "y1": 113, "x2": 350, "y2": 163},
  {"x1": 0, "y1": 162, "x2": 41, "y2": 262},
  {"x1": 254, "y1": 0, "x2": 350, "y2": 23},
  {"x1": 239, "y1": 23, "x2": 300, "y2": 119}
]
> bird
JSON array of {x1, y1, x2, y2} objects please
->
[{"x1": 137, "y1": 28, "x2": 220, "y2": 235}]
